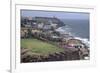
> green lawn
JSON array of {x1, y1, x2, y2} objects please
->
[{"x1": 21, "y1": 38, "x2": 65, "y2": 55}]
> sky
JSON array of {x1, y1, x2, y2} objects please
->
[{"x1": 21, "y1": 10, "x2": 89, "y2": 20}]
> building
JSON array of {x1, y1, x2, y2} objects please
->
[{"x1": 37, "y1": 23, "x2": 44, "y2": 29}]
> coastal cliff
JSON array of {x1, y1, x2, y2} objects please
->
[{"x1": 21, "y1": 16, "x2": 90, "y2": 62}]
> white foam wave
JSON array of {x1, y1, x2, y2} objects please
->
[
  {"x1": 55, "y1": 25, "x2": 71, "y2": 34},
  {"x1": 56, "y1": 25, "x2": 90, "y2": 48},
  {"x1": 74, "y1": 37, "x2": 90, "y2": 48}
]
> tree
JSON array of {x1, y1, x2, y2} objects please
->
[{"x1": 27, "y1": 28, "x2": 32, "y2": 38}]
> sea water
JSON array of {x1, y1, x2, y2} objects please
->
[{"x1": 59, "y1": 19, "x2": 90, "y2": 47}]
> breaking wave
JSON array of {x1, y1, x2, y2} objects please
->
[
  {"x1": 56, "y1": 25, "x2": 90, "y2": 48},
  {"x1": 56, "y1": 25, "x2": 72, "y2": 35},
  {"x1": 74, "y1": 37, "x2": 90, "y2": 48}
]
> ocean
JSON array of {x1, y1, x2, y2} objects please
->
[{"x1": 59, "y1": 19, "x2": 90, "y2": 47}]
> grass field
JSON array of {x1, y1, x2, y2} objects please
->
[{"x1": 21, "y1": 38, "x2": 65, "y2": 55}]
